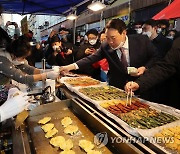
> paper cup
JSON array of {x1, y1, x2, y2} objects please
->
[{"x1": 52, "y1": 66, "x2": 59, "y2": 73}]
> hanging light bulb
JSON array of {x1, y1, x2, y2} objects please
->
[
  {"x1": 88, "y1": 1, "x2": 106, "y2": 12},
  {"x1": 66, "y1": 14, "x2": 78, "y2": 20}
]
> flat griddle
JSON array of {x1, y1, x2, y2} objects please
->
[{"x1": 27, "y1": 99, "x2": 112, "y2": 154}]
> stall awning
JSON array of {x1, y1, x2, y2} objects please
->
[
  {"x1": 153, "y1": 0, "x2": 180, "y2": 20},
  {"x1": 0, "y1": 0, "x2": 91, "y2": 15}
]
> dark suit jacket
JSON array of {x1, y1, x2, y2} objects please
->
[
  {"x1": 152, "y1": 34, "x2": 172, "y2": 59},
  {"x1": 76, "y1": 34, "x2": 158, "y2": 89},
  {"x1": 136, "y1": 37, "x2": 180, "y2": 108},
  {"x1": 74, "y1": 42, "x2": 101, "y2": 79}
]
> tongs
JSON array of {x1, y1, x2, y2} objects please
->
[{"x1": 126, "y1": 82, "x2": 133, "y2": 106}]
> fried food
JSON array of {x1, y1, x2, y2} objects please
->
[
  {"x1": 165, "y1": 143, "x2": 178, "y2": 150},
  {"x1": 155, "y1": 126, "x2": 180, "y2": 152},
  {"x1": 87, "y1": 150, "x2": 102, "y2": 154},
  {"x1": 79, "y1": 140, "x2": 94, "y2": 152},
  {"x1": 64, "y1": 77, "x2": 100, "y2": 87},
  {"x1": 100, "y1": 100, "x2": 127, "y2": 108},
  {"x1": 41, "y1": 123, "x2": 54, "y2": 132},
  {"x1": 38, "y1": 117, "x2": 51, "y2": 124},
  {"x1": 79, "y1": 86, "x2": 127, "y2": 101},
  {"x1": 64, "y1": 125, "x2": 78, "y2": 135},
  {"x1": 60, "y1": 139, "x2": 73, "y2": 150},
  {"x1": 61, "y1": 117, "x2": 72, "y2": 127},
  {"x1": 177, "y1": 146, "x2": 180, "y2": 153},
  {"x1": 59, "y1": 150, "x2": 75, "y2": 154},
  {"x1": 45, "y1": 127, "x2": 58, "y2": 138},
  {"x1": 50, "y1": 136, "x2": 65, "y2": 147}
]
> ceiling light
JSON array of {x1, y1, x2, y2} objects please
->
[
  {"x1": 88, "y1": 1, "x2": 106, "y2": 12},
  {"x1": 66, "y1": 14, "x2": 78, "y2": 20}
]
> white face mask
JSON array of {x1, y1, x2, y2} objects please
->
[
  {"x1": 136, "y1": 28, "x2": 142, "y2": 34},
  {"x1": 89, "y1": 39, "x2": 97, "y2": 45},
  {"x1": 157, "y1": 28, "x2": 162, "y2": 34},
  {"x1": 142, "y1": 31, "x2": 152, "y2": 38},
  {"x1": 29, "y1": 42, "x2": 35, "y2": 46},
  {"x1": 61, "y1": 34, "x2": 67, "y2": 39},
  {"x1": 111, "y1": 41, "x2": 124, "y2": 50},
  {"x1": 0, "y1": 16, "x2": 3, "y2": 27},
  {"x1": 52, "y1": 45, "x2": 60, "y2": 51},
  {"x1": 12, "y1": 59, "x2": 27, "y2": 65},
  {"x1": 166, "y1": 36, "x2": 174, "y2": 40}
]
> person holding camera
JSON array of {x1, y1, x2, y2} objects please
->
[
  {"x1": 4, "y1": 21, "x2": 20, "y2": 38},
  {"x1": 74, "y1": 29, "x2": 101, "y2": 80},
  {"x1": 46, "y1": 35, "x2": 75, "y2": 66}
]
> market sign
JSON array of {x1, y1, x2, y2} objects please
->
[
  {"x1": 106, "y1": 8, "x2": 129, "y2": 25},
  {"x1": 21, "y1": 16, "x2": 28, "y2": 35}
]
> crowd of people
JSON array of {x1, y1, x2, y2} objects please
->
[{"x1": 0, "y1": 2, "x2": 180, "y2": 122}]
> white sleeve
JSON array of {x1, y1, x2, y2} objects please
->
[{"x1": 73, "y1": 63, "x2": 79, "y2": 70}]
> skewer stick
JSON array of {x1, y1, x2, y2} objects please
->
[
  {"x1": 129, "y1": 81, "x2": 133, "y2": 106},
  {"x1": 130, "y1": 89, "x2": 132, "y2": 106},
  {"x1": 126, "y1": 91, "x2": 129, "y2": 106}
]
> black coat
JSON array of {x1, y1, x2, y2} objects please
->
[
  {"x1": 136, "y1": 37, "x2": 180, "y2": 109},
  {"x1": 152, "y1": 34, "x2": 173, "y2": 59},
  {"x1": 47, "y1": 42, "x2": 76, "y2": 66},
  {"x1": 76, "y1": 34, "x2": 158, "y2": 89},
  {"x1": 74, "y1": 42, "x2": 101, "y2": 80},
  {"x1": 0, "y1": 27, "x2": 11, "y2": 47}
]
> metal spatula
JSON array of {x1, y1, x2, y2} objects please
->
[{"x1": 15, "y1": 110, "x2": 29, "y2": 129}]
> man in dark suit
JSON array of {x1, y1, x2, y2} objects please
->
[
  {"x1": 60, "y1": 19, "x2": 158, "y2": 89},
  {"x1": 142, "y1": 19, "x2": 172, "y2": 59},
  {"x1": 125, "y1": 37, "x2": 180, "y2": 109},
  {"x1": 142, "y1": 19, "x2": 173, "y2": 103}
]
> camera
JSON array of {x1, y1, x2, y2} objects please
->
[
  {"x1": 61, "y1": 45, "x2": 68, "y2": 53},
  {"x1": 11, "y1": 22, "x2": 15, "y2": 25}
]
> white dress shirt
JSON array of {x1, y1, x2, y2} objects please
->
[
  {"x1": 116, "y1": 36, "x2": 130, "y2": 66},
  {"x1": 74, "y1": 36, "x2": 130, "y2": 70}
]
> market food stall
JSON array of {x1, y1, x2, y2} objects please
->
[{"x1": 4, "y1": 76, "x2": 179, "y2": 154}]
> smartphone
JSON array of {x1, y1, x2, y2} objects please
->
[
  {"x1": 90, "y1": 48, "x2": 95, "y2": 52},
  {"x1": 11, "y1": 22, "x2": 15, "y2": 25}
]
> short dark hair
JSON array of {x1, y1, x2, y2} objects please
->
[
  {"x1": 106, "y1": 19, "x2": 127, "y2": 34},
  {"x1": 7, "y1": 35, "x2": 31, "y2": 58},
  {"x1": 144, "y1": 19, "x2": 157, "y2": 27},
  {"x1": 99, "y1": 28, "x2": 105, "y2": 35},
  {"x1": 0, "y1": 4, "x2": 3, "y2": 16},
  {"x1": 50, "y1": 35, "x2": 61, "y2": 44},
  {"x1": 157, "y1": 19, "x2": 170, "y2": 28},
  {"x1": 59, "y1": 27, "x2": 68, "y2": 32},
  {"x1": 86, "y1": 29, "x2": 99, "y2": 36}
]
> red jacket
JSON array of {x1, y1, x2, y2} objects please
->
[{"x1": 92, "y1": 58, "x2": 109, "y2": 71}]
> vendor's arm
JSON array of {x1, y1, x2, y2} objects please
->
[
  {"x1": 0, "y1": 56, "x2": 47, "y2": 84},
  {"x1": 17, "y1": 63, "x2": 35, "y2": 75}
]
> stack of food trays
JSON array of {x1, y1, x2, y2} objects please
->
[
  {"x1": 60, "y1": 76, "x2": 105, "y2": 92},
  {"x1": 61, "y1": 77, "x2": 180, "y2": 149}
]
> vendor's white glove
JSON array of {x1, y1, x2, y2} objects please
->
[
  {"x1": 0, "y1": 93, "x2": 29, "y2": 122},
  {"x1": 46, "y1": 71, "x2": 59, "y2": 80},
  {"x1": 40, "y1": 69, "x2": 53, "y2": 73},
  {"x1": 7, "y1": 87, "x2": 21, "y2": 99}
]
